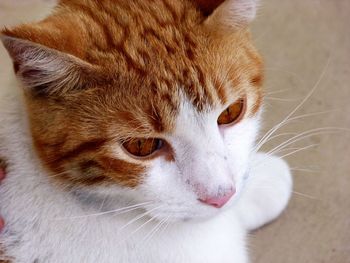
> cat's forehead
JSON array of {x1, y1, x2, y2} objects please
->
[
  {"x1": 57, "y1": 0, "x2": 208, "y2": 65},
  {"x1": 4, "y1": 0, "x2": 263, "y2": 136},
  {"x1": 57, "y1": 0, "x2": 256, "y2": 112},
  {"x1": 4, "y1": 0, "x2": 262, "y2": 104}
]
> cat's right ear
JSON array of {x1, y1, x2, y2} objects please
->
[
  {"x1": 195, "y1": 0, "x2": 259, "y2": 32},
  {"x1": 0, "y1": 34, "x2": 96, "y2": 97}
]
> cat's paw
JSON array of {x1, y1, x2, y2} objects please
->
[{"x1": 235, "y1": 152, "x2": 292, "y2": 231}]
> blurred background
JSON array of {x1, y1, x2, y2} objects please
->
[
  {"x1": 252, "y1": 1, "x2": 350, "y2": 263},
  {"x1": 1, "y1": 0, "x2": 350, "y2": 262}
]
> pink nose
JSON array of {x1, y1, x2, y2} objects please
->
[{"x1": 199, "y1": 188, "x2": 236, "y2": 208}]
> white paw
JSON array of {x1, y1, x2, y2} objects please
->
[{"x1": 235, "y1": 153, "x2": 292, "y2": 230}]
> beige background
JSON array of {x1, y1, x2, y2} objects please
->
[
  {"x1": 251, "y1": 1, "x2": 350, "y2": 263},
  {"x1": 1, "y1": 1, "x2": 350, "y2": 262}
]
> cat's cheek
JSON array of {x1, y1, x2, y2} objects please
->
[{"x1": 136, "y1": 160, "x2": 199, "y2": 219}]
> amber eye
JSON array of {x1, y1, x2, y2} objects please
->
[
  {"x1": 217, "y1": 98, "x2": 245, "y2": 125},
  {"x1": 122, "y1": 138, "x2": 164, "y2": 157}
]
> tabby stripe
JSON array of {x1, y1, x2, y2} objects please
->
[
  {"x1": 250, "y1": 74, "x2": 263, "y2": 87},
  {"x1": 69, "y1": 2, "x2": 115, "y2": 50},
  {"x1": 54, "y1": 138, "x2": 107, "y2": 164},
  {"x1": 162, "y1": 0, "x2": 180, "y2": 22},
  {"x1": 99, "y1": 157, "x2": 145, "y2": 187}
]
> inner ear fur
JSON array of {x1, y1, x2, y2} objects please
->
[
  {"x1": 1, "y1": 35, "x2": 97, "y2": 96},
  {"x1": 194, "y1": 0, "x2": 226, "y2": 16}
]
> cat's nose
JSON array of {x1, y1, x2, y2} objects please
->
[{"x1": 199, "y1": 187, "x2": 236, "y2": 208}]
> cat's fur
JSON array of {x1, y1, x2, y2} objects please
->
[{"x1": 0, "y1": 0, "x2": 292, "y2": 262}]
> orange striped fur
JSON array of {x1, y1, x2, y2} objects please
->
[{"x1": 1, "y1": 0, "x2": 263, "y2": 189}]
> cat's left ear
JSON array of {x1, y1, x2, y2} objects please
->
[
  {"x1": 195, "y1": 0, "x2": 259, "y2": 31},
  {"x1": 1, "y1": 34, "x2": 96, "y2": 97}
]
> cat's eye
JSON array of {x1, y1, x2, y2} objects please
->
[
  {"x1": 122, "y1": 138, "x2": 164, "y2": 157},
  {"x1": 217, "y1": 98, "x2": 245, "y2": 126}
]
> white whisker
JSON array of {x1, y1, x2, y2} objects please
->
[
  {"x1": 141, "y1": 217, "x2": 167, "y2": 244},
  {"x1": 98, "y1": 196, "x2": 107, "y2": 212},
  {"x1": 127, "y1": 216, "x2": 157, "y2": 239},
  {"x1": 255, "y1": 109, "x2": 337, "y2": 152},
  {"x1": 158, "y1": 215, "x2": 171, "y2": 236},
  {"x1": 257, "y1": 132, "x2": 297, "y2": 149},
  {"x1": 290, "y1": 167, "x2": 320, "y2": 173},
  {"x1": 54, "y1": 201, "x2": 153, "y2": 220},
  {"x1": 293, "y1": 191, "x2": 319, "y2": 200},
  {"x1": 277, "y1": 144, "x2": 319, "y2": 159},
  {"x1": 265, "y1": 88, "x2": 290, "y2": 96},
  {"x1": 266, "y1": 127, "x2": 349, "y2": 156},
  {"x1": 265, "y1": 96, "x2": 300, "y2": 102},
  {"x1": 118, "y1": 205, "x2": 162, "y2": 232},
  {"x1": 256, "y1": 57, "x2": 331, "y2": 152}
]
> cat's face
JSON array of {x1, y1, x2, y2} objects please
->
[{"x1": 1, "y1": 0, "x2": 263, "y2": 221}]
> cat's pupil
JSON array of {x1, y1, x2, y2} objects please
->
[{"x1": 123, "y1": 138, "x2": 163, "y2": 157}]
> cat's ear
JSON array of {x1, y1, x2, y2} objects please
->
[
  {"x1": 195, "y1": 0, "x2": 259, "y2": 31},
  {"x1": 1, "y1": 33, "x2": 95, "y2": 96}
]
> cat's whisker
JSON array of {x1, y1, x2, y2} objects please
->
[
  {"x1": 150, "y1": 217, "x2": 169, "y2": 240},
  {"x1": 126, "y1": 215, "x2": 158, "y2": 240},
  {"x1": 271, "y1": 147, "x2": 302, "y2": 153},
  {"x1": 265, "y1": 97, "x2": 300, "y2": 102},
  {"x1": 271, "y1": 143, "x2": 320, "y2": 156},
  {"x1": 98, "y1": 195, "x2": 107, "y2": 212},
  {"x1": 286, "y1": 109, "x2": 340, "y2": 123},
  {"x1": 247, "y1": 184, "x2": 319, "y2": 201},
  {"x1": 277, "y1": 144, "x2": 319, "y2": 159},
  {"x1": 47, "y1": 170, "x2": 74, "y2": 178},
  {"x1": 141, "y1": 216, "x2": 168, "y2": 245},
  {"x1": 255, "y1": 127, "x2": 337, "y2": 158},
  {"x1": 158, "y1": 215, "x2": 171, "y2": 236},
  {"x1": 255, "y1": 57, "x2": 331, "y2": 152},
  {"x1": 54, "y1": 201, "x2": 153, "y2": 220},
  {"x1": 292, "y1": 191, "x2": 319, "y2": 200},
  {"x1": 256, "y1": 132, "x2": 297, "y2": 149},
  {"x1": 118, "y1": 205, "x2": 163, "y2": 232},
  {"x1": 265, "y1": 88, "x2": 290, "y2": 96},
  {"x1": 116, "y1": 214, "x2": 159, "y2": 247},
  {"x1": 290, "y1": 167, "x2": 320, "y2": 173},
  {"x1": 266, "y1": 127, "x2": 349, "y2": 156},
  {"x1": 255, "y1": 109, "x2": 338, "y2": 152}
]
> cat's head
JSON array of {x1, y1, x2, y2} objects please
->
[{"x1": 1, "y1": 0, "x2": 263, "y2": 221}]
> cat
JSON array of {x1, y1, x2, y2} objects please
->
[{"x1": 0, "y1": 0, "x2": 292, "y2": 262}]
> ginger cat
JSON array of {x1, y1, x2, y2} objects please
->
[{"x1": 0, "y1": 0, "x2": 292, "y2": 262}]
